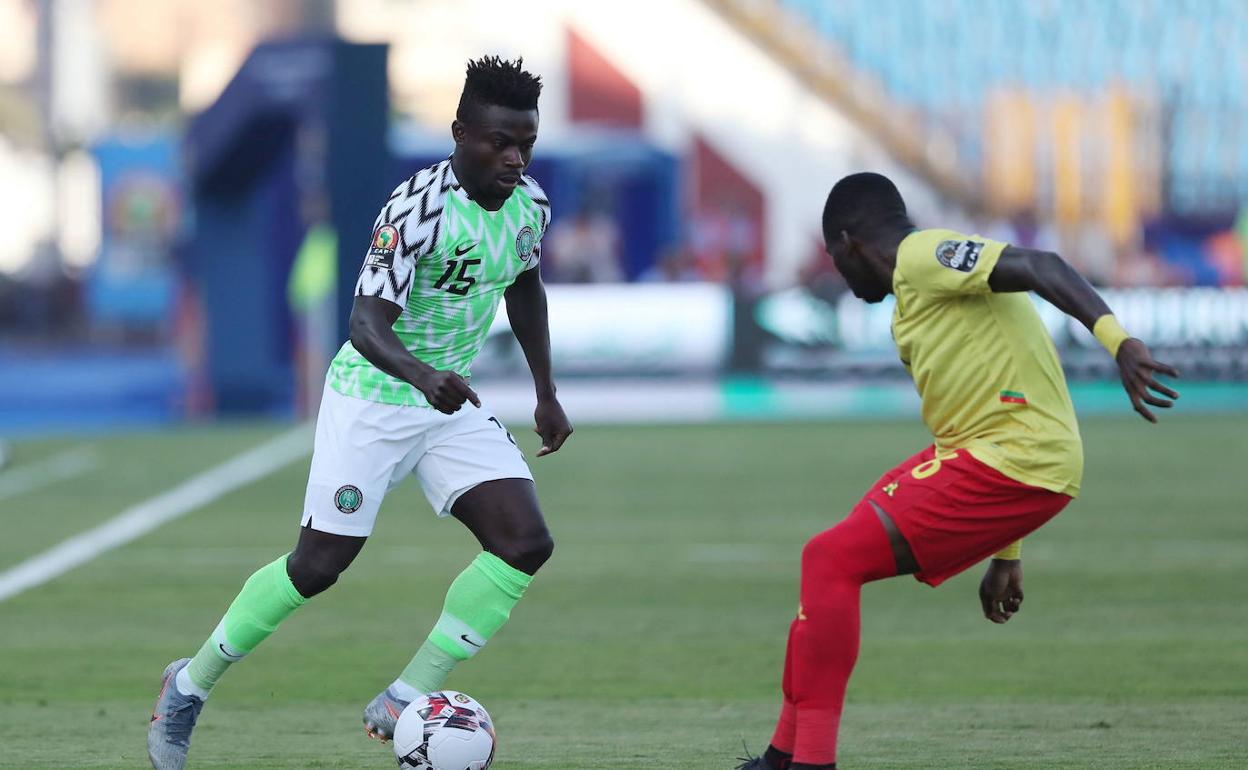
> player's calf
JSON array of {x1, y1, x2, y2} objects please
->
[
  {"x1": 167, "y1": 552, "x2": 311, "y2": 718},
  {"x1": 762, "y1": 504, "x2": 896, "y2": 769},
  {"x1": 365, "y1": 552, "x2": 537, "y2": 741}
]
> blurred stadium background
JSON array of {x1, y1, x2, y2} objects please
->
[{"x1": 0, "y1": 2, "x2": 1245, "y2": 769}]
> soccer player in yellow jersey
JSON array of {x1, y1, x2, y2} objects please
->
[{"x1": 738, "y1": 173, "x2": 1180, "y2": 770}]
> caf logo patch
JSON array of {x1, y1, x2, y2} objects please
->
[
  {"x1": 515, "y1": 225, "x2": 536, "y2": 261},
  {"x1": 334, "y1": 484, "x2": 363, "y2": 514},
  {"x1": 453, "y1": 693, "x2": 471, "y2": 704},
  {"x1": 935, "y1": 239, "x2": 983, "y2": 273},
  {"x1": 367, "y1": 224, "x2": 399, "y2": 270}
]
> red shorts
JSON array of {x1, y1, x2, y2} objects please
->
[{"x1": 859, "y1": 445, "x2": 1072, "y2": 587}]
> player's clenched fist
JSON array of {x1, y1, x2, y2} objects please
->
[
  {"x1": 979, "y1": 558, "x2": 1024, "y2": 624},
  {"x1": 533, "y1": 399, "x2": 573, "y2": 457},
  {"x1": 416, "y1": 370, "x2": 481, "y2": 414}
]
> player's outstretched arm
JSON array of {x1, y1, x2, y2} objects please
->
[
  {"x1": 349, "y1": 295, "x2": 480, "y2": 414},
  {"x1": 988, "y1": 247, "x2": 1180, "y2": 422},
  {"x1": 504, "y1": 268, "x2": 572, "y2": 456}
]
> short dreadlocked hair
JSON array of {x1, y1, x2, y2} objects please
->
[
  {"x1": 456, "y1": 56, "x2": 543, "y2": 121},
  {"x1": 822, "y1": 172, "x2": 913, "y2": 242}
]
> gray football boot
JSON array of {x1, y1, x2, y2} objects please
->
[
  {"x1": 147, "y1": 658, "x2": 205, "y2": 770},
  {"x1": 362, "y1": 685, "x2": 413, "y2": 742}
]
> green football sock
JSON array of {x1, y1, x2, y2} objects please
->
[
  {"x1": 181, "y1": 554, "x2": 307, "y2": 697},
  {"x1": 396, "y1": 552, "x2": 532, "y2": 695}
]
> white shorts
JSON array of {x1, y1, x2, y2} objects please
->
[{"x1": 300, "y1": 385, "x2": 533, "y2": 537}]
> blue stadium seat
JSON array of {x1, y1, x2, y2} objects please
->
[{"x1": 777, "y1": 0, "x2": 1246, "y2": 214}]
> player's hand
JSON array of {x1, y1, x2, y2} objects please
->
[
  {"x1": 416, "y1": 370, "x2": 480, "y2": 414},
  {"x1": 1115, "y1": 339, "x2": 1180, "y2": 423},
  {"x1": 533, "y1": 398, "x2": 572, "y2": 457},
  {"x1": 979, "y1": 559, "x2": 1024, "y2": 624}
]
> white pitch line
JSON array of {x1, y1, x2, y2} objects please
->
[
  {"x1": 0, "y1": 447, "x2": 100, "y2": 502},
  {"x1": 0, "y1": 425, "x2": 312, "y2": 603}
]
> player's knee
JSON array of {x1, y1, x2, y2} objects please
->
[
  {"x1": 801, "y1": 529, "x2": 850, "y2": 580},
  {"x1": 493, "y1": 530, "x2": 554, "y2": 576},
  {"x1": 286, "y1": 549, "x2": 352, "y2": 598},
  {"x1": 528, "y1": 532, "x2": 555, "y2": 570},
  {"x1": 800, "y1": 530, "x2": 835, "y2": 566}
]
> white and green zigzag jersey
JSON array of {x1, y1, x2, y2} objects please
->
[{"x1": 327, "y1": 159, "x2": 550, "y2": 406}]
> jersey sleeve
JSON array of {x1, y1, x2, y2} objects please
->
[
  {"x1": 519, "y1": 174, "x2": 551, "y2": 273},
  {"x1": 354, "y1": 163, "x2": 449, "y2": 306},
  {"x1": 896, "y1": 229, "x2": 1007, "y2": 298},
  {"x1": 354, "y1": 181, "x2": 420, "y2": 308}
]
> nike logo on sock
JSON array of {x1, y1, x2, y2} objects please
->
[
  {"x1": 218, "y1": 643, "x2": 243, "y2": 660},
  {"x1": 460, "y1": 634, "x2": 482, "y2": 648}
]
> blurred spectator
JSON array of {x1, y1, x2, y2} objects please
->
[
  {"x1": 973, "y1": 213, "x2": 1014, "y2": 245},
  {"x1": 288, "y1": 192, "x2": 338, "y2": 417},
  {"x1": 689, "y1": 195, "x2": 760, "y2": 283},
  {"x1": 1074, "y1": 222, "x2": 1116, "y2": 286},
  {"x1": 1204, "y1": 230, "x2": 1244, "y2": 286},
  {"x1": 1115, "y1": 243, "x2": 1177, "y2": 288},
  {"x1": 638, "y1": 244, "x2": 701, "y2": 282},
  {"x1": 1143, "y1": 214, "x2": 1240, "y2": 287},
  {"x1": 1238, "y1": 206, "x2": 1248, "y2": 283},
  {"x1": 1004, "y1": 208, "x2": 1059, "y2": 252},
  {"x1": 544, "y1": 200, "x2": 623, "y2": 283},
  {"x1": 1008, "y1": 209, "x2": 1041, "y2": 248},
  {"x1": 0, "y1": 240, "x2": 84, "y2": 342}
]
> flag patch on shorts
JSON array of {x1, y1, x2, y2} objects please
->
[{"x1": 999, "y1": 390, "x2": 1028, "y2": 404}]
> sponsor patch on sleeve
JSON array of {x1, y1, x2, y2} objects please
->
[
  {"x1": 935, "y1": 239, "x2": 984, "y2": 273},
  {"x1": 367, "y1": 224, "x2": 399, "y2": 270}
]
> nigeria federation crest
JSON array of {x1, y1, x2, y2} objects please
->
[
  {"x1": 334, "y1": 484, "x2": 363, "y2": 514},
  {"x1": 515, "y1": 225, "x2": 536, "y2": 261}
]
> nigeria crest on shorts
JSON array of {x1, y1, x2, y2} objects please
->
[
  {"x1": 515, "y1": 225, "x2": 536, "y2": 261},
  {"x1": 334, "y1": 484, "x2": 363, "y2": 513}
]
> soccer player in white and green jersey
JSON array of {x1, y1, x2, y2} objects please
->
[{"x1": 148, "y1": 57, "x2": 573, "y2": 770}]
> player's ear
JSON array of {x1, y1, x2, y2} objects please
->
[{"x1": 451, "y1": 119, "x2": 466, "y2": 147}]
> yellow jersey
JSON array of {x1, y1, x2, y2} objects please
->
[{"x1": 891, "y1": 229, "x2": 1083, "y2": 496}]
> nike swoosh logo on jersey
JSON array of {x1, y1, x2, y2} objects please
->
[
  {"x1": 455, "y1": 242, "x2": 477, "y2": 256},
  {"x1": 460, "y1": 634, "x2": 482, "y2": 648}
]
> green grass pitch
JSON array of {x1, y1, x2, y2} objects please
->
[{"x1": 0, "y1": 414, "x2": 1245, "y2": 769}]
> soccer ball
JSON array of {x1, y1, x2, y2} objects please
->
[{"x1": 393, "y1": 690, "x2": 496, "y2": 770}]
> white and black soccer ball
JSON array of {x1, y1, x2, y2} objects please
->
[{"x1": 394, "y1": 690, "x2": 496, "y2": 770}]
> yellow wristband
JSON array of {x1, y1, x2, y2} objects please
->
[
  {"x1": 1093, "y1": 314, "x2": 1130, "y2": 358},
  {"x1": 993, "y1": 541, "x2": 1022, "y2": 560}
]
